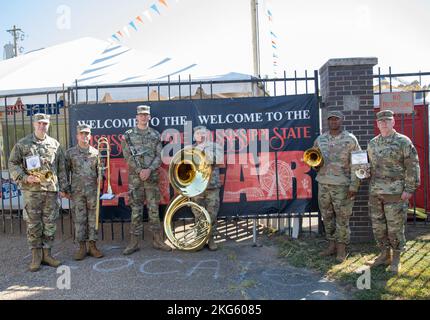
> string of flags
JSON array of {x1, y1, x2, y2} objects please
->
[
  {"x1": 266, "y1": 5, "x2": 279, "y2": 76},
  {"x1": 108, "y1": 0, "x2": 179, "y2": 43}
]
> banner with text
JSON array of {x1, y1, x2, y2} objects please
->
[{"x1": 69, "y1": 95, "x2": 319, "y2": 220}]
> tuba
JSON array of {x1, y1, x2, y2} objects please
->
[
  {"x1": 95, "y1": 137, "x2": 114, "y2": 231},
  {"x1": 303, "y1": 147, "x2": 323, "y2": 168},
  {"x1": 163, "y1": 147, "x2": 213, "y2": 251}
]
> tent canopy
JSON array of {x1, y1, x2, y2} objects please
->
[{"x1": 0, "y1": 37, "x2": 258, "y2": 101}]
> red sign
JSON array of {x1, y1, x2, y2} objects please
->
[{"x1": 380, "y1": 92, "x2": 414, "y2": 114}]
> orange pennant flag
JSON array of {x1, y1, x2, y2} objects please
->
[
  {"x1": 159, "y1": 0, "x2": 168, "y2": 7},
  {"x1": 117, "y1": 31, "x2": 123, "y2": 37},
  {"x1": 136, "y1": 16, "x2": 144, "y2": 24}
]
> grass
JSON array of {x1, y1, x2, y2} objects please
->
[{"x1": 270, "y1": 225, "x2": 430, "y2": 300}]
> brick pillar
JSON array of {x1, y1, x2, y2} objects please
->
[{"x1": 319, "y1": 57, "x2": 378, "y2": 243}]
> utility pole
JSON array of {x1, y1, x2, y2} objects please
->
[
  {"x1": 251, "y1": 0, "x2": 261, "y2": 78},
  {"x1": 6, "y1": 25, "x2": 24, "y2": 57}
]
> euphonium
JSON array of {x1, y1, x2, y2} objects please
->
[
  {"x1": 163, "y1": 147, "x2": 212, "y2": 251},
  {"x1": 303, "y1": 147, "x2": 323, "y2": 168}
]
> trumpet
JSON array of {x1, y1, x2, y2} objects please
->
[
  {"x1": 95, "y1": 137, "x2": 114, "y2": 231},
  {"x1": 303, "y1": 147, "x2": 323, "y2": 168},
  {"x1": 27, "y1": 169, "x2": 55, "y2": 184}
]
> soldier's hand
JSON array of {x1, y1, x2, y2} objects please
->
[
  {"x1": 347, "y1": 191, "x2": 356, "y2": 199},
  {"x1": 60, "y1": 192, "x2": 70, "y2": 199},
  {"x1": 26, "y1": 175, "x2": 40, "y2": 184},
  {"x1": 401, "y1": 192, "x2": 413, "y2": 201},
  {"x1": 139, "y1": 169, "x2": 151, "y2": 181}
]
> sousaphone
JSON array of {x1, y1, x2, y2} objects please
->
[{"x1": 163, "y1": 147, "x2": 212, "y2": 251}]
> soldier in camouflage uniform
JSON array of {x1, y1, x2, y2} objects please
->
[
  {"x1": 365, "y1": 110, "x2": 420, "y2": 274},
  {"x1": 191, "y1": 126, "x2": 223, "y2": 251},
  {"x1": 122, "y1": 105, "x2": 172, "y2": 255},
  {"x1": 314, "y1": 111, "x2": 361, "y2": 262},
  {"x1": 8, "y1": 113, "x2": 68, "y2": 272},
  {"x1": 65, "y1": 124, "x2": 103, "y2": 261}
]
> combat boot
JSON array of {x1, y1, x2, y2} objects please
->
[
  {"x1": 207, "y1": 233, "x2": 218, "y2": 251},
  {"x1": 88, "y1": 241, "x2": 104, "y2": 258},
  {"x1": 153, "y1": 231, "x2": 172, "y2": 252},
  {"x1": 29, "y1": 248, "x2": 42, "y2": 272},
  {"x1": 335, "y1": 242, "x2": 347, "y2": 263},
  {"x1": 73, "y1": 242, "x2": 87, "y2": 261},
  {"x1": 41, "y1": 248, "x2": 61, "y2": 268},
  {"x1": 123, "y1": 234, "x2": 140, "y2": 255},
  {"x1": 319, "y1": 240, "x2": 336, "y2": 257},
  {"x1": 366, "y1": 247, "x2": 391, "y2": 267},
  {"x1": 389, "y1": 250, "x2": 401, "y2": 274}
]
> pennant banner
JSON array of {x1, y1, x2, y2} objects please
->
[
  {"x1": 129, "y1": 21, "x2": 138, "y2": 31},
  {"x1": 159, "y1": 0, "x2": 168, "y2": 7},
  {"x1": 109, "y1": 0, "x2": 178, "y2": 43},
  {"x1": 150, "y1": 4, "x2": 161, "y2": 15},
  {"x1": 266, "y1": 3, "x2": 280, "y2": 76},
  {"x1": 143, "y1": 10, "x2": 152, "y2": 22},
  {"x1": 123, "y1": 25, "x2": 130, "y2": 38}
]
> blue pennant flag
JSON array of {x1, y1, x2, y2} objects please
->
[
  {"x1": 129, "y1": 21, "x2": 138, "y2": 31},
  {"x1": 151, "y1": 4, "x2": 161, "y2": 15}
]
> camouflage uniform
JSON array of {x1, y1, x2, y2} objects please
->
[
  {"x1": 122, "y1": 126, "x2": 162, "y2": 235},
  {"x1": 315, "y1": 125, "x2": 361, "y2": 245},
  {"x1": 8, "y1": 125, "x2": 67, "y2": 250},
  {"x1": 191, "y1": 139, "x2": 223, "y2": 234},
  {"x1": 368, "y1": 130, "x2": 420, "y2": 251},
  {"x1": 65, "y1": 144, "x2": 99, "y2": 242}
]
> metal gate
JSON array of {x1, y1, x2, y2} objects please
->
[
  {"x1": 373, "y1": 68, "x2": 430, "y2": 225},
  {"x1": 0, "y1": 72, "x2": 321, "y2": 240}
]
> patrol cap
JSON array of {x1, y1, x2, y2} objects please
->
[
  {"x1": 137, "y1": 105, "x2": 151, "y2": 115},
  {"x1": 326, "y1": 110, "x2": 344, "y2": 120},
  {"x1": 376, "y1": 110, "x2": 394, "y2": 121},
  {"x1": 77, "y1": 124, "x2": 92, "y2": 133},
  {"x1": 193, "y1": 125, "x2": 209, "y2": 134},
  {"x1": 33, "y1": 113, "x2": 50, "y2": 123}
]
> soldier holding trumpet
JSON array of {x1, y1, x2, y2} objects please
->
[
  {"x1": 9, "y1": 113, "x2": 68, "y2": 272},
  {"x1": 309, "y1": 111, "x2": 361, "y2": 262}
]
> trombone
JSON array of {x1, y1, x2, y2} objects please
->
[{"x1": 95, "y1": 137, "x2": 114, "y2": 231}]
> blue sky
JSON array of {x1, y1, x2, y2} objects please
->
[{"x1": 1, "y1": 0, "x2": 430, "y2": 77}]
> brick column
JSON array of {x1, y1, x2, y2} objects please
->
[{"x1": 319, "y1": 57, "x2": 378, "y2": 243}]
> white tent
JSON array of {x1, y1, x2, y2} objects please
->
[{"x1": 0, "y1": 37, "x2": 260, "y2": 103}]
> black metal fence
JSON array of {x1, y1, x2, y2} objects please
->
[
  {"x1": 373, "y1": 68, "x2": 430, "y2": 225},
  {"x1": 0, "y1": 71, "x2": 322, "y2": 240}
]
